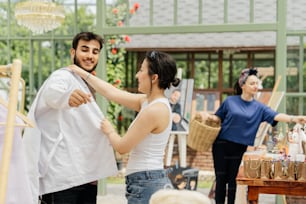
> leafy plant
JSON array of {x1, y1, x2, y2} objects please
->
[{"x1": 105, "y1": 0, "x2": 139, "y2": 128}]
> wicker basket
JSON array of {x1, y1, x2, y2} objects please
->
[{"x1": 187, "y1": 116, "x2": 221, "y2": 152}]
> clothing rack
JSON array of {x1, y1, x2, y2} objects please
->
[
  {"x1": 0, "y1": 63, "x2": 26, "y2": 113},
  {"x1": 0, "y1": 60, "x2": 32, "y2": 204}
]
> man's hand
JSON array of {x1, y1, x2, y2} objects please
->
[{"x1": 68, "y1": 89, "x2": 91, "y2": 107}]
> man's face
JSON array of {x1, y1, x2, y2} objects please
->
[
  {"x1": 170, "y1": 90, "x2": 181, "y2": 104},
  {"x1": 70, "y1": 39, "x2": 101, "y2": 72}
]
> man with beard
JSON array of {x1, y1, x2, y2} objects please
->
[{"x1": 22, "y1": 32, "x2": 118, "y2": 204}]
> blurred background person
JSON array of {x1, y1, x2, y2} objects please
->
[{"x1": 169, "y1": 89, "x2": 182, "y2": 131}]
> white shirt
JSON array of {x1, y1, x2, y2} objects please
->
[
  {"x1": 126, "y1": 98, "x2": 172, "y2": 175},
  {"x1": 22, "y1": 68, "x2": 118, "y2": 203},
  {"x1": 0, "y1": 104, "x2": 33, "y2": 204}
]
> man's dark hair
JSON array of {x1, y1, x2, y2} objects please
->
[{"x1": 72, "y1": 32, "x2": 105, "y2": 50}]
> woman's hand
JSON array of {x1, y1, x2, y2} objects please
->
[
  {"x1": 293, "y1": 115, "x2": 306, "y2": 124},
  {"x1": 196, "y1": 111, "x2": 213, "y2": 121},
  {"x1": 197, "y1": 111, "x2": 220, "y2": 123},
  {"x1": 100, "y1": 118, "x2": 116, "y2": 136},
  {"x1": 68, "y1": 64, "x2": 80, "y2": 73},
  {"x1": 68, "y1": 64, "x2": 88, "y2": 78}
]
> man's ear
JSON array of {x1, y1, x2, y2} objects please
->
[{"x1": 70, "y1": 48, "x2": 75, "y2": 63}]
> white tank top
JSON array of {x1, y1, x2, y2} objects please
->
[{"x1": 126, "y1": 98, "x2": 172, "y2": 175}]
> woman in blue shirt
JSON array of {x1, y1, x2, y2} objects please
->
[{"x1": 201, "y1": 68, "x2": 306, "y2": 204}]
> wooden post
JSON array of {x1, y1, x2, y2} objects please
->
[{"x1": 0, "y1": 59, "x2": 22, "y2": 204}]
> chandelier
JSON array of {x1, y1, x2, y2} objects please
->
[{"x1": 15, "y1": 0, "x2": 65, "y2": 35}]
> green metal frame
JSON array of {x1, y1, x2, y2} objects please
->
[
  {"x1": 96, "y1": 0, "x2": 295, "y2": 114},
  {"x1": 2, "y1": 0, "x2": 306, "y2": 200},
  {"x1": 2, "y1": 0, "x2": 304, "y2": 112}
]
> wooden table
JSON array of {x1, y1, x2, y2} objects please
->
[{"x1": 236, "y1": 176, "x2": 306, "y2": 204}]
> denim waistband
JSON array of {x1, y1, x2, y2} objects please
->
[{"x1": 126, "y1": 169, "x2": 167, "y2": 182}]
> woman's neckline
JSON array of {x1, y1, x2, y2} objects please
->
[{"x1": 240, "y1": 94, "x2": 254, "y2": 102}]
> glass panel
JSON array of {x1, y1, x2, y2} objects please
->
[
  {"x1": 172, "y1": 53, "x2": 188, "y2": 79},
  {"x1": 0, "y1": 1, "x2": 8, "y2": 36},
  {"x1": 286, "y1": 97, "x2": 306, "y2": 115},
  {"x1": 222, "y1": 52, "x2": 248, "y2": 89},
  {"x1": 194, "y1": 52, "x2": 219, "y2": 89},
  {"x1": 10, "y1": 39, "x2": 30, "y2": 70},
  {"x1": 54, "y1": 40, "x2": 72, "y2": 69},
  {"x1": 0, "y1": 41, "x2": 9, "y2": 64},
  {"x1": 253, "y1": 52, "x2": 275, "y2": 89},
  {"x1": 286, "y1": 48, "x2": 299, "y2": 92},
  {"x1": 52, "y1": 2, "x2": 77, "y2": 35}
]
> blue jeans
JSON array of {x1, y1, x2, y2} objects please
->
[{"x1": 125, "y1": 169, "x2": 173, "y2": 204}]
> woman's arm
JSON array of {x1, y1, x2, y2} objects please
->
[
  {"x1": 101, "y1": 102, "x2": 170, "y2": 154},
  {"x1": 69, "y1": 64, "x2": 144, "y2": 112},
  {"x1": 274, "y1": 113, "x2": 306, "y2": 124}
]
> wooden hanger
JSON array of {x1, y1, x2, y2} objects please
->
[
  {"x1": 0, "y1": 63, "x2": 33, "y2": 127},
  {"x1": 0, "y1": 64, "x2": 12, "y2": 76},
  {"x1": 0, "y1": 97, "x2": 34, "y2": 128}
]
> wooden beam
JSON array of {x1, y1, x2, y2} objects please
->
[{"x1": 0, "y1": 60, "x2": 22, "y2": 204}]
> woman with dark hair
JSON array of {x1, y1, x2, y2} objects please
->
[
  {"x1": 69, "y1": 50, "x2": 180, "y2": 204},
  {"x1": 199, "y1": 67, "x2": 306, "y2": 204}
]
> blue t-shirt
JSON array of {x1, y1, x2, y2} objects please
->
[{"x1": 215, "y1": 95, "x2": 278, "y2": 146}]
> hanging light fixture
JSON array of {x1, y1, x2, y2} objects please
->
[{"x1": 15, "y1": 0, "x2": 65, "y2": 35}]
